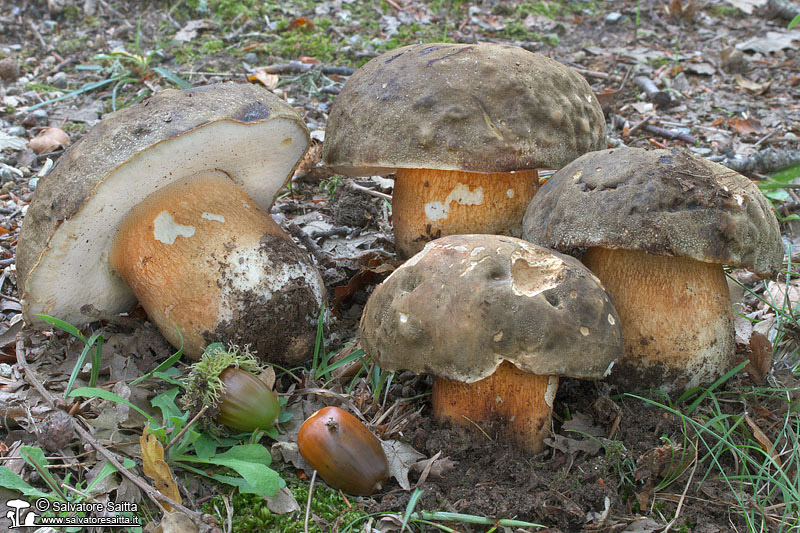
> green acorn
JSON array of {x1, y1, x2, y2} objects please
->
[{"x1": 184, "y1": 344, "x2": 280, "y2": 432}]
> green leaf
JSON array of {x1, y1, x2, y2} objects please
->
[
  {"x1": 151, "y1": 388, "x2": 183, "y2": 422},
  {"x1": 69, "y1": 387, "x2": 158, "y2": 427},
  {"x1": 0, "y1": 466, "x2": 52, "y2": 499},
  {"x1": 192, "y1": 434, "x2": 217, "y2": 459},
  {"x1": 84, "y1": 458, "x2": 134, "y2": 494},
  {"x1": 174, "y1": 444, "x2": 280, "y2": 497},
  {"x1": 789, "y1": 13, "x2": 800, "y2": 30},
  {"x1": 152, "y1": 67, "x2": 193, "y2": 89},
  {"x1": 90, "y1": 335, "x2": 104, "y2": 387},
  {"x1": 37, "y1": 315, "x2": 85, "y2": 340}
]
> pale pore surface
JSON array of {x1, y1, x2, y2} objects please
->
[{"x1": 23, "y1": 119, "x2": 306, "y2": 326}]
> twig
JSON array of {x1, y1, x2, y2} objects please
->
[
  {"x1": 754, "y1": 130, "x2": 777, "y2": 148},
  {"x1": 256, "y1": 61, "x2": 355, "y2": 76},
  {"x1": 304, "y1": 470, "x2": 317, "y2": 533},
  {"x1": 714, "y1": 148, "x2": 800, "y2": 177},
  {"x1": 385, "y1": 0, "x2": 403, "y2": 11},
  {"x1": 641, "y1": 124, "x2": 697, "y2": 144},
  {"x1": 27, "y1": 20, "x2": 48, "y2": 50},
  {"x1": 348, "y1": 181, "x2": 392, "y2": 201},
  {"x1": 571, "y1": 66, "x2": 611, "y2": 79},
  {"x1": 628, "y1": 114, "x2": 654, "y2": 137},
  {"x1": 286, "y1": 223, "x2": 335, "y2": 269},
  {"x1": 15, "y1": 332, "x2": 210, "y2": 529},
  {"x1": 633, "y1": 75, "x2": 672, "y2": 108},
  {"x1": 163, "y1": 405, "x2": 209, "y2": 454}
]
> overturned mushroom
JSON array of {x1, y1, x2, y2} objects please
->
[
  {"x1": 17, "y1": 83, "x2": 325, "y2": 363},
  {"x1": 522, "y1": 147, "x2": 783, "y2": 392},
  {"x1": 360, "y1": 235, "x2": 621, "y2": 453},
  {"x1": 323, "y1": 43, "x2": 606, "y2": 257}
]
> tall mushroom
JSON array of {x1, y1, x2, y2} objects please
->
[
  {"x1": 323, "y1": 43, "x2": 606, "y2": 257},
  {"x1": 522, "y1": 147, "x2": 783, "y2": 392},
  {"x1": 360, "y1": 234, "x2": 621, "y2": 453},
  {"x1": 17, "y1": 83, "x2": 325, "y2": 364}
]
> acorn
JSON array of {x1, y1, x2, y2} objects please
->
[
  {"x1": 297, "y1": 406, "x2": 390, "y2": 496},
  {"x1": 214, "y1": 367, "x2": 280, "y2": 432},
  {"x1": 184, "y1": 343, "x2": 279, "y2": 432}
]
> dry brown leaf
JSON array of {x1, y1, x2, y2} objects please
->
[
  {"x1": 249, "y1": 70, "x2": 280, "y2": 90},
  {"x1": 735, "y1": 75, "x2": 772, "y2": 95},
  {"x1": 744, "y1": 413, "x2": 781, "y2": 467},
  {"x1": 288, "y1": 16, "x2": 313, "y2": 30},
  {"x1": 744, "y1": 332, "x2": 773, "y2": 384},
  {"x1": 728, "y1": 117, "x2": 767, "y2": 135},
  {"x1": 140, "y1": 431, "x2": 182, "y2": 511},
  {"x1": 28, "y1": 127, "x2": 70, "y2": 154}
]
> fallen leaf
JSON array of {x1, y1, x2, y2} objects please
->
[
  {"x1": 382, "y1": 439, "x2": 425, "y2": 490},
  {"x1": 174, "y1": 20, "x2": 212, "y2": 43},
  {"x1": 736, "y1": 30, "x2": 800, "y2": 54},
  {"x1": 28, "y1": 127, "x2": 70, "y2": 154},
  {"x1": 735, "y1": 76, "x2": 772, "y2": 95},
  {"x1": 249, "y1": 70, "x2": 279, "y2": 90},
  {"x1": 288, "y1": 16, "x2": 313, "y2": 30},
  {"x1": 623, "y1": 517, "x2": 664, "y2": 532},
  {"x1": 140, "y1": 432, "x2": 182, "y2": 511},
  {"x1": 409, "y1": 453, "x2": 457, "y2": 484},
  {"x1": 299, "y1": 56, "x2": 321, "y2": 65},
  {"x1": 545, "y1": 434, "x2": 602, "y2": 455},
  {"x1": 728, "y1": 117, "x2": 767, "y2": 134},
  {"x1": 152, "y1": 510, "x2": 197, "y2": 533},
  {"x1": 264, "y1": 486, "x2": 301, "y2": 514},
  {"x1": 0, "y1": 132, "x2": 27, "y2": 151},
  {"x1": 744, "y1": 413, "x2": 781, "y2": 466}
]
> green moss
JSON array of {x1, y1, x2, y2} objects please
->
[
  {"x1": 200, "y1": 38, "x2": 226, "y2": 54},
  {"x1": 263, "y1": 20, "x2": 342, "y2": 64},
  {"x1": 203, "y1": 474, "x2": 369, "y2": 532},
  {"x1": 54, "y1": 35, "x2": 90, "y2": 56}
]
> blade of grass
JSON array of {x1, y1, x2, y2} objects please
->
[
  {"x1": 152, "y1": 67, "x2": 192, "y2": 89},
  {"x1": 401, "y1": 488, "x2": 424, "y2": 532},
  {"x1": 130, "y1": 329, "x2": 184, "y2": 386}
]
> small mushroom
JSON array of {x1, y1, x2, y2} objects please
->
[
  {"x1": 17, "y1": 83, "x2": 325, "y2": 363},
  {"x1": 360, "y1": 235, "x2": 621, "y2": 453},
  {"x1": 522, "y1": 147, "x2": 783, "y2": 392},
  {"x1": 323, "y1": 43, "x2": 607, "y2": 257}
]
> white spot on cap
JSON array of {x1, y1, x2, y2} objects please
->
[
  {"x1": 153, "y1": 211, "x2": 195, "y2": 245},
  {"x1": 399, "y1": 313, "x2": 408, "y2": 323},
  {"x1": 603, "y1": 360, "x2": 615, "y2": 378},
  {"x1": 580, "y1": 326, "x2": 590, "y2": 336},
  {"x1": 608, "y1": 314, "x2": 616, "y2": 325},
  {"x1": 201, "y1": 212, "x2": 226, "y2": 223},
  {"x1": 493, "y1": 331, "x2": 503, "y2": 342},
  {"x1": 507, "y1": 188, "x2": 514, "y2": 198},
  {"x1": 423, "y1": 183, "x2": 484, "y2": 221},
  {"x1": 544, "y1": 376, "x2": 558, "y2": 408}
]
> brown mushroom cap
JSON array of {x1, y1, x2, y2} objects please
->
[
  {"x1": 360, "y1": 234, "x2": 621, "y2": 382},
  {"x1": 522, "y1": 147, "x2": 783, "y2": 277},
  {"x1": 17, "y1": 83, "x2": 310, "y2": 327},
  {"x1": 323, "y1": 43, "x2": 607, "y2": 176}
]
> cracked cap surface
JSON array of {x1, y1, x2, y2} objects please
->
[
  {"x1": 323, "y1": 43, "x2": 607, "y2": 176},
  {"x1": 522, "y1": 147, "x2": 783, "y2": 277},
  {"x1": 360, "y1": 234, "x2": 621, "y2": 382}
]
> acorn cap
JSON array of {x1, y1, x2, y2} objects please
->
[
  {"x1": 359, "y1": 234, "x2": 621, "y2": 382},
  {"x1": 323, "y1": 43, "x2": 607, "y2": 176},
  {"x1": 522, "y1": 147, "x2": 783, "y2": 277},
  {"x1": 17, "y1": 83, "x2": 310, "y2": 327}
]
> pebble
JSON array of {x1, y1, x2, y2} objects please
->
[
  {"x1": 0, "y1": 57, "x2": 19, "y2": 81},
  {"x1": 7, "y1": 126, "x2": 26, "y2": 136},
  {"x1": 0, "y1": 363, "x2": 11, "y2": 378},
  {"x1": 605, "y1": 12, "x2": 623, "y2": 23},
  {"x1": 50, "y1": 71, "x2": 68, "y2": 89},
  {"x1": 32, "y1": 109, "x2": 48, "y2": 121},
  {"x1": 28, "y1": 177, "x2": 39, "y2": 190},
  {"x1": 243, "y1": 52, "x2": 258, "y2": 64}
]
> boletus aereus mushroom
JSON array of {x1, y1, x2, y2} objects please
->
[
  {"x1": 360, "y1": 234, "x2": 621, "y2": 453},
  {"x1": 17, "y1": 83, "x2": 325, "y2": 364},
  {"x1": 323, "y1": 43, "x2": 607, "y2": 257},
  {"x1": 522, "y1": 147, "x2": 783, "y2": 392}
]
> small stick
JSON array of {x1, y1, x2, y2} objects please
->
[
  {"x1": 628, "y1": 115, "x2": 654, "y2": 137},
  {"x1": 348, "y1": 181, "x2": 392, "y2": 201},
  {"x1": 163, "y1": 405, "x2": 209, "y2": 454},
  {"x1": 642, "y1": 123, "x2": 697, "y2": 144},
  {"x1": 16, "y1": 332, "x2": 209, "y2": 528},
  {"x1": 28, "y1": 20, "x2": 49, "y2": 50},
  {"x1": 256, "y1": 62, "x2": 355, "y2": 76},
  {"x1": 633, "y1": 75, "x2": 672, "y2": 108},
  {"x1": 287, "y1": 223, "x2": 334, "y2": 269},
  {"x1": 385, "y1": 0, "x2": 403, "y2": 11},
  {"x1": 304, "y1": 470, "x2": 317, "y2": 533}
]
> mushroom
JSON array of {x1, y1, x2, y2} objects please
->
[
  {"x1": 323, "y1": 43, "x2": 606, "y2": 257},
  {"x1": 360, "y1": 234, "x2": 621, "y2": 453},
  {"x1": 17, "y1": 83, "x2": 325, "y2": 364},
  {"x1": 522, "y1": 147, "x2": 783, "y2": 392}
]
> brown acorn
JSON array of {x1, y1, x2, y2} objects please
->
[{"x1": 297, "y1": 406, "x2": 389, "y2": 496}]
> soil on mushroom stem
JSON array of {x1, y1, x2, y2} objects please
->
[{"x1": 374, "y1": 380, "x2": 747, "y2": 531}]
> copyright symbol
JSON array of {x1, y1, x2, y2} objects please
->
[{"x1": 34, "y1": 498, "x2": 50, "y2": 512}]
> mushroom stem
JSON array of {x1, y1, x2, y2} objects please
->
[
  {"x1": 432, "y1": 361, "x2": 556, "y2": 454},
  {"x1": 392, "y1": 168, "x2": 538, "y2": 257},
  {"x1": 582, "y1": 247, "x2": 734, "y2": 392},
  {"x1": 109, "y1": 172, "x2": 323, "y2": 362}
]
